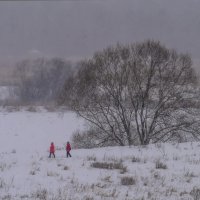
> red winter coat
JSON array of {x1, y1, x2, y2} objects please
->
[
  {"x1": 50, "y1": 144, "x2": 55, "y2": 153},
  {"x1": 66, "y1": 143, "x2": 71, "y2": 152}
]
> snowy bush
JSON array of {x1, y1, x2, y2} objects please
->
[
  {"x1": 63, "y1": 166, "x2": 69, "y2": 170},
  {"x1": 0, "y1": 178, "x2": 6, "y2": 189},
  {"x1": 155, "y1": 160, "x2": 167, "y2": 169},
  {"x1": 101, "y1": 175, "x2": 112, "y2": 183},
  {"x1": 184, "y1": 170, "x2": 196, "y2": 178},
  {"x1": 1, "y1": 194, "x2": 12, "y2": 200},
  {"x1": 11, "y1": 149, "x2": 16, "y2": 154},
  {"x1": 26, "y1": 106, "x2": 38, "y2": 112},
  {"x1": 132, "y1": 156, "x2": 141, "y2": 162},
  {"x1": 0, "y1": 162, "x2": 9, "y2": 172},
  {"x1": 82, "y1": 196, "x2": 94, "y2": 200},
  {"x1": 47, "y1": 171, "x2": 59, "y2": 177},
  {"x1": 30, "y1": 170, "x2": 36, "y2": 175},
  {"x1": 91, "y1": 161, "x2": 126, "y2": 171},
  {"x1": 87, "y1": 155, "x2": 97, "y2": 161},
  {"x1": 121, "y1": 176, "x2": 136, "y2": 186},
  {"x1": 31, "y1": 188, "x2": 48, "y2": 200},
  {"x1": 73, "y1": 126, "x2": 122, "y2": 149},
  {"x1": 72, "y1": 129, "x2": 99, "y2": 149},
  {"x1": 190, "y1": 187, "x2": 200, "y2": 200}
]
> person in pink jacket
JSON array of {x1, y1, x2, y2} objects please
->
[
  {"x1": 49, "y1": 142, "x2": 55, "y2": 158},
  {"x1": 66, "y1": 141, "x2": 72, "y2": 158}
]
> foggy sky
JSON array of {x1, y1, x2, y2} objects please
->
[{"x1": 0, "y1": 0, "x2": 200, "y2": 68}]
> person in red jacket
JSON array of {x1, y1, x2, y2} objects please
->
[
  {"x1": 49, "y1": 142, "x2": 55, "y2": 158},
  {"x1": 66, "y1": 141, "x2": 72, "y2": 157}
]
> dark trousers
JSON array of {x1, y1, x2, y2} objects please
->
[
  {"x1": 67, "y1": 151, "x2": 71, "y2": 157},
  {"x1": 49, "y1": 152, "x2": 55, "y2": 158}
]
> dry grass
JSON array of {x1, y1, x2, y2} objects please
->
[
  {"x1": 91, "y1": 161, "x2": 126, "y2": 171},
  {"x1": 155, "y1": 160, "x2": 167, "y2": 169},
  {"x1": 190, "y1": 187, "x2": 200, "y2": 200},
  {"x1": 121, "y1": 176, "x2": 136, "y2": 186},
  {"x1": 132, "y1": 156, "x2": 141, "y2": 163}
]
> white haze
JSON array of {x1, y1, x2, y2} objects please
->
[{"x1": 0, "y1": 0, "x2": 199, "y2": 72}]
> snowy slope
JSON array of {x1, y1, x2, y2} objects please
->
[{"x1": 0, "y1": 110, "x2": 200, "y2": 200}]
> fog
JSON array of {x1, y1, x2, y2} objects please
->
[{"x1": 0, "y1": 0, "x2": 200, "y2": 70}]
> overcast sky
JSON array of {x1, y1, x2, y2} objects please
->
[{"x1": 0, "y1": 0, "x2": 200, "y2": 68}]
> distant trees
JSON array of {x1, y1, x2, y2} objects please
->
[
  {"x1": 60, "y1": 40, "x2": 200, "y2": 146},
  {"x1": 15, "y1": 58, "x2": 73, "y2": 104}
]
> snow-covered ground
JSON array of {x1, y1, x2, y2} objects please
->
[{"x1": 0, "y1": 110, "x2": 200, "y2": 200}]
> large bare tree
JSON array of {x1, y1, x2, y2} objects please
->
[
  {"x1": 126, "y1": 41, "x2": 197, "y2": 144},
  {"x1": 61, "y1": 40, "x2": 199, "y2": 146}
]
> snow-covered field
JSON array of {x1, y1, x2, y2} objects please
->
[{"x1": 1, "y1": 110, "x2": 200, "y2": 200}]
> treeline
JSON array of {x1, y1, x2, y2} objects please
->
[{"x1": 13, "y1": 57, "x2": 74, "y2": 105}]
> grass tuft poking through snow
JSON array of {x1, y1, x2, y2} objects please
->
[
  {"x1": 121, "y1": 176, "x2": 136, "y2": 186},
  {"x1": 155, "y1": 159, "x2": 168, "y2": 169}
]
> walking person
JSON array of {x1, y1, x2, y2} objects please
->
[
  {"x1": 66, "y1": 141, "x2": 72, "y2": 157},
  {"x1": 49, "y1": 142, "x2": 55, "y2": 158}
]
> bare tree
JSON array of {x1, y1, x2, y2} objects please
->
[
  {"x1": 64, "y1": 46, "x2": 137, "y2": 146},
  {"x1": 61, "y1": 40, "x2": 199, "y2": 146},
  {"x1": 127, "y1": 41, "x2": 197, "y2": 144}
]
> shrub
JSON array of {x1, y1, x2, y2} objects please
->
[
  {"x1": 31, "y1": 188, "x2": 48, "y2": 200},
  {"x1": 0, "y1": 178, "x2": 6, "y2": 189},
  {"x1": 120, "y1": 166, "x2": 128, "y2": 174},
  {"x1": 11, "y1": 149, "x2": 16, "y2": 154},
  {"x1": 1, "y1": 195, "x2": 11, "y2": 200},
  {"x1": 87, "y1": 155, "x2": 97, "y2": 161},
  {"x1": 91, "y1": 161, "x2": 126, "y2": 171},
  {"x1": 190, "y1": 187, "x2": 200, "y2": 200},
  {"x1": 30, "y1": 170, "x2": 36, "y2": 175},
  {"x1": 72, "y1": 128, "x2": 120, "y2": 149},
  {"x1": 121, "y1": 176, "x2": 136, "y2": 185},
  {"x1": 26, "y1": 106, "x2": 37, "y2": 112},
  {"x1": 72, "y1": 130, "x2": 97, "y2": 149},
  {"x1": 47, "y1": 171, "x2": 58, "y2": 177},
  {"x1": 184, "y1": 170, "x2": 196, "y2": 178},
  {"x1": 132, "y1": 156, "x2": 141, "y2": 162},
  {"x1": 0, "y1": 163, "x2": 9, "y2": 172},
  {"x1": 155, "y1": 160, "x2": 167, "y2": 169}
]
